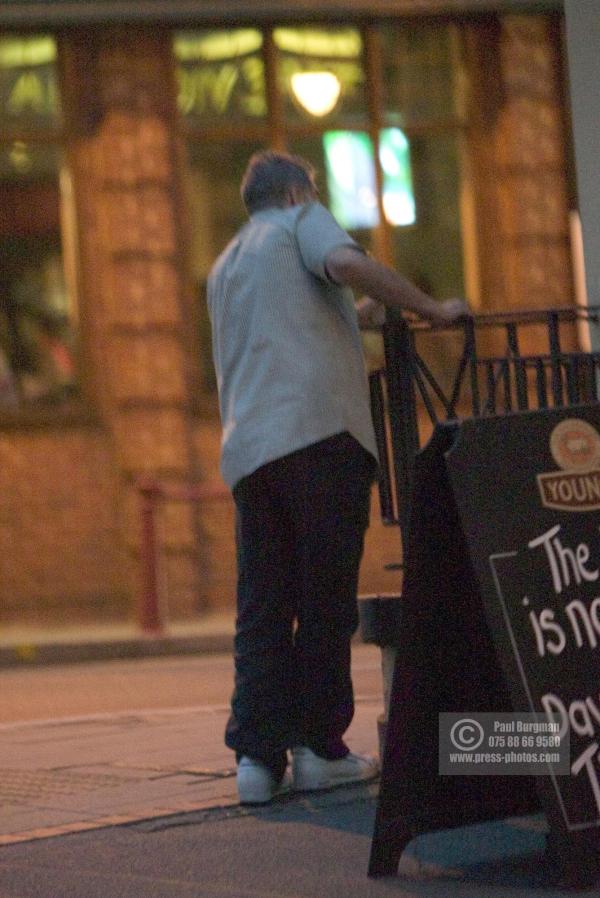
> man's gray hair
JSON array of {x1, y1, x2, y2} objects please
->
[{"x1": 241, "y1": 151, "x2": 316, "y2": 214}]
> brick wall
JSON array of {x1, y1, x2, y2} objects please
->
[
  {"x1": 0, "y1": 427, "x2": 127, "y2": 625},
  {"x1": 467, "y1": 15, "x2": 573, "y2": 314}
]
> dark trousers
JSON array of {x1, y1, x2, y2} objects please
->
[{"x1": 225, "y1": 432, "x2": 376, "y2": 778}]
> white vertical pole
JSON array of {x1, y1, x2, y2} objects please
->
[{"x1": 564, "y1": 1, "x2": 600, "y2": 351}]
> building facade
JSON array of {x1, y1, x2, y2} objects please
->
[{"x1": 0, "y1": 0, "x2": 574, "y2": 628}]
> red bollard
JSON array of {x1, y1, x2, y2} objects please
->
[{"x1": 138, "y1": 478, "x2": 164, "y2": 636}]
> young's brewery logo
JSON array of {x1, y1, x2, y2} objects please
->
[{"x1": 537, "y1": 419, "x2": 600, "y2": 511}]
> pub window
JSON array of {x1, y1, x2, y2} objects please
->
[
  {"x1": 0, "y1": 34, "x2": 79, "y2": 411},
  {"x1": 174, "y1": 22, "x2": 470, "y2": 387}
]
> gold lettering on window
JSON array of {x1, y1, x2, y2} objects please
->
[
  {"x1": 177, "y1": 58, "x2": 266, "y2": 118},
  {"x1": 5, "y1": 69, "x2": 57, "y2": 118}
]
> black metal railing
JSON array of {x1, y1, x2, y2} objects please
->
[{"x1": 370, "y1": 305, "x2": 600, "y2": 545}]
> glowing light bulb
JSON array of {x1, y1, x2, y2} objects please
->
[{"x1": 291, "y1": 72, "x2": 341, "y2": 117}]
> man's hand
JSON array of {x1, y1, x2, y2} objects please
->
[
  {"x1": 355, "y1": 296, "x2": 386, "y2": 330},
  {"x1": 429, "y1": 298, "x2": 470, "y2": 327}
]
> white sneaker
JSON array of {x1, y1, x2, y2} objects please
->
[
  {"x1": 292, "y1": 746, "x2": 380, "y2": 792},
  {"x1": 236, "y1": 756, "x2": 291, "y2": 805}
]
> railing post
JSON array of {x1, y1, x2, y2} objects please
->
[
  {"x1": 547, "y1": 311, "x2": 564, "y2": 405},
  {"x1": 464, "y1": 316, "x2": 480, "y2": 416},
  {"x1": 585, "y1": 354, "x2": 597, "y2": 402},
  {"x1": 369, "y1": 370, "x2": 396, "y2": 525},
  {"x1": 382, "y1": 312, "x2": 420, "y2": 548},
  {"x1": 138, "y1": 478, "x2": 164, "y2": 636},
  {"x1": 565, "y1": 356, "x2": 580, "y2": 404},
  {"x1": 506, "y1": 322, "x2": 528, "y2": 410},
  {"x1": 485, "y1": 360, "x2": 497, "y2": 413},
  {"x1": 535, "y1": 357, "x2": 548, "y2": 408}
]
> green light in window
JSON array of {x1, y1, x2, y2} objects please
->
[
  {"x1": 380, "y1": 128, "x2": 416, "y2": 227},
  {"x1": 323, "y1": 131, "x2": 378, "y2": 230},
  {"x1": 323, "y1": 128, "x2": 415, "y2": 230},
  {"x1": 0, "y1": 36, "x2": 56, "y2": 68},
  {"x1": 174, "y1": 30, "x2": 263, "y2": 62}
]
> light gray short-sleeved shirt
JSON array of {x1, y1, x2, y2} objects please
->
[{"x1": 207, "y1": 201, "x2": 379, "y2": 489}]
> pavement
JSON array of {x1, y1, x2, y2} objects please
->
[{"x1": 1, "y1": 620, "x2": 599, "y2": 897}]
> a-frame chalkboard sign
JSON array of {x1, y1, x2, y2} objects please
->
[{"x1": 369, "y1": 406, "x2": 600, "y2": 888}]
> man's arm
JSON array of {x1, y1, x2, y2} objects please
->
[{"x1": 326, "y1": 245, "x2": 468, "y2": 326}]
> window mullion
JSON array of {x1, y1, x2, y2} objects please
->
[
  {"x1": 263, "y1": 28, "x2": 285, "y2": 151},
  {"x1": 364, "y1": 24, "x2": 393, "y2": 266}
]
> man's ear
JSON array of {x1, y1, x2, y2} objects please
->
[
  {"x1": 286, "y1": 186, "x2": 303, "y2": 206},
  {"x1": 287, "y1": 185, "x2": 314, "y2": 206}
]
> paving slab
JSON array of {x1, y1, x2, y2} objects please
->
[{"x1": 0, "y1": 697, "x2": 382, "y2": 846}]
